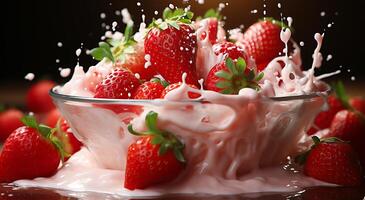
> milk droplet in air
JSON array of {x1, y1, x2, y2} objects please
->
[
  {"x1": 100, "y1": 13, "x2": 106, "y2": 19},
  {"x1": 251, "y1": 9, "x2": 258, "y2": 14},
  {"x1": 76, "y1": 49, "x2": 82, "y2": 57},
  {"x1": 24, "y1": 73, "x2": 35, "y2": 81},
  {"x1": 121, "y1": 8, "x2": 134, "y2": 26},
  {"x1": 144, "y1": 54, "x2": 152, "y2": 69},
  {"x1": 351, "y1": 76, "x2": 356, "y2": 81},
  {"x1": 287, "y1": 17, "x2": 293, "y2": 27},
  {"x1": 326, "y1": 54, "x2": 333, "y2": 61},
  {"x1": 112, "y1": 21, "x2": 118, "y2": 31},
  {"x1": 56, "y1": 59, "x2": 60, "y2": 63},
  {"x1": 299, "y1": 41, "x2": 305, "y2": 46},
  {"x1": 277, "y1": 3, "x2": 281, "y2": 8},
  {"x1": 154, "y1": 11, "x2": 158, "y2": 15},
  {"x1": 169, "y1": 4, "x2": 175, "y2": 9},
  {"x1": 135, "y1": 73, "x2": 141, "y2": 79},
  {"x1": 137, "y1": 2, "x2": 141, "y2": 6},
  {"x1": 57, "y1": 42, "x2": 63, "y2": 47},
  {"x1": 60, "y1": 68, "x2": 71, "y2": 78},
  {"x1": 197, "y1": 0, "x2": 205, "y2": 4},
  {"x1": 320, "y1": 11, "x2": 326, "y2": 17},
  {"x1": 115, "y1": 10, "x2": 121, "y2": 16}
]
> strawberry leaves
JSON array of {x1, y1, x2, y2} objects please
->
[
  {"x1": 215, "y1": 57, "x2": 264, "y2": 94},
  {"x1": 21, "y1": 115, "x2": 69, "y2": 161},
  {"x1": 90, "y1": 42, "x2": 114, "y2": 62},
  {"x1": 128, "y1": 111, "x2": 186, "y2": 163},
  {"x1": 150, "y1": 8, "x2": 194, "y2": 30}
]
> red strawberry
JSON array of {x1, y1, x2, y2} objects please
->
[
  {"x1": 0, "y1": 109, "x2": 24, "y2": 142},
  {"x1": 307, "y1": 96, "x2": 344, "y2": 135},
  {"x1": 213, "y1": 41, "x2": 248, "y2": 60},
  {"x1": 299, "y1": 136, "x2": 363, "y2": 186},
  {"x1": 350, "y1": 97, "x2": 365, "y2": 114},
  {"x1": 200, "y1": 18, "x2": 218, "y2": 44},
  {"x1": 26, "y1": 80, "x2": 56, "y2": 113},
  {"x1": 327, "y1": 110, "x2": 365, "y2": 167},
  {"x1": 205, "y1": 57, "x2": 263, "y2": 94},
  {"x1": 94, "y1": 69, "x2": 140, "y2": 99},
  {"x1": 161, "y1": 82, "x2": 200, "y2": 99},
  {"x1": 115, "y1": 42, "x2": 157, "y2": 81},
  {"x1": 0, "y1": 116, "x2": 65, "y2": 182},
  {"x1": 133, "y1": 80, "x2": 166, "y2": 100},
  {"x1": 144, "y1": 8, "x2": 198, "y2": 85},
  {"x1": 240, "y1": 19, "x2": 286, "y2": 71},
  {"x1": 124, "y1": 111, "x2": 185, "y2": 190}
]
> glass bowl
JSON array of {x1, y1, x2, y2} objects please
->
[{"x1": 50, "y1": 86, "x2": 329, "y2": 178}]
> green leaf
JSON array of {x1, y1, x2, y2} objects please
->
[
  {"x1": 167, "y1": 21, "x2": 180, "y2": 30},
  {"x1": 312, "y1": 136, "x2": 321, "y2": 145},
  {"x1": 151, "y1": 135, "x2": 164, "y2": 145},
  {"x1": 221, "y1": 88, "x2": 234, "y2": 94},
  {"x1": 186, "y1": 11, "x2": 194, "y2": 20},
  {"x1": 90, "y1": 43, "x2": 114, "y2": 62},
  {"x1": 215, "y1": 70, "x2": 232, "y2": 80},
  {"x1": 255, "y1": 72, "x2": 264, "y2": 81},
  {"x1": 332, "y1": 81, "x2": 350, "y2": 109},
  {"x1": 38, "y1": 125, "x2": 52, "y2": 138},
  {"x1": 21, "y1": 115, "x2": 38, "y2": 129},
  {"x1": 163, "y1": 8, "x2": 173, "y2": 20},
  {"x1": 158, "y1": 22, "x2": 169, "y2": 30},
  {"x1": 248, "y1": 70, "x2": 255, "y2": 80},
  {"x1": 127, "y1": 124, "x2": 145, "y2": 136},
  {"x1": 173, "y1": 148, "x2": 186, "y2": 163},
  {"x1": 216, "y1": 81, "x2": 232, "y2": 89},
  {"x1": 225, "y1": 58, "x2": 235, "y2": 74},
  {"x1": 124, "y1": 24, "x2": 134, "y2": 42},
  {"x1": 145, "y1": 111, "x2": 160, "y2": 133},
  {"x1": 203, "y1": 9, "x2": 221, "y2": 19},
  {"x1": 236, "y1": 58, "x2": 246, "y2": 74},
  {"x1": 158, "y1": 143, "x2": 168, "y2": 155}
]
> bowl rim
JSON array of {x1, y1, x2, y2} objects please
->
[{"x1": 50, "y1": 85, "x2": 331, "y2": 104}]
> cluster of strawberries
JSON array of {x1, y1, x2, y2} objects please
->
[
  {"x1": 87, "y1": 8, "x2": 288, "y2": 190},
  {"x1": 297, "y1": 82, "x2": 365, "y2": 186},
  {"x1": 0, "y1": 80, "x2": 82, "y2": 182}
]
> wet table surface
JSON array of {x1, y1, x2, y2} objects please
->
[{"x1": 0, "y1": 184, "x2": 365, "y2": 200}]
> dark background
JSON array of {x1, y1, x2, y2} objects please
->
[{"x1": 1, "y1": 0, "x2": 364, "y2": 86}]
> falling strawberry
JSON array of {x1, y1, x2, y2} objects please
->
[
  {"x1": 205, "y1": 57, "x2": 264, "y2": 94},
  {"x1": 0, "y1": 108, "x2": 24, "y2": 142},
  {"x1": 94, "y1": 69, "x2": 140, "y2": 99},
  {"x1": 26, "y1": 80, "x2": 56, "y2": 113},
  {"x1": 144, "y1": 8, "x2": 198, "y2": 85},
  {"x1": 133, "y1": 79, "x2": 167, "y2": 100},
  {"x1": 297, "y1": 136, "x2": 363, "y2": 186},
  {"x1": 0, "y1": 116, "x2": 66, "y2": 183},
  {"x1": 239, "y1": 18, "x2": 287, "y2": 71},
  {"x1": 124, "y1": 111, "x2": 185, "y2": 190},
  {"x1": 197, "y1": 8, "x2": 221, "y2": 44},
  {"x1": 160, "y1": 82, "x2": 200, "y2": 99}
]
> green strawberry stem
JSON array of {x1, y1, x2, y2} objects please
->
[
  {"x1": 150, "y1": 78, "x2": 169, "y2": 88},
  {"x1": 21, "y1": 115, "x2": 69, "y2": 161},
  {"x1": 215, "y1": 57, "x2": 264, "y2": 94},
  {"x1": 332, "y1": 81, "x2": 365, "y2": 122},
  {"x1": 128, "y1": 111, "x2": 186, "y2": 163},
  {"x1": 295, "y1": 136, "x2": 346, "y2": 165}
]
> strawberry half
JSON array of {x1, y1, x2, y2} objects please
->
[
  {"x1": 0, "y1": 116, "x2": 66, "y2": 182},
  {"x1": 144, "y1": 8, "x2": 198, "y2": 86},
  {"x1": 124, "y1": 111, "x2": 185, "y2": 190},
  {"x1": 205, "y1": 57, "x2": 264, "y2": 94},
  {"x1": 240, "y1": 18, "x2": 287, "y2": 71},
  {"x1": 297, "y1": 136, "x2": 363, "y2": 186}
]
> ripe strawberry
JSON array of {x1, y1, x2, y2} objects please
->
[
  {"x1": 299, "y1": 136, "x2": 363, "y2": 186},
  {"x1": 161, "y1": 82, "x2": 200, "y2": 99},
  {"x1": 350, "y1": 97, "x2": 365, "y2": 114},
  {"x1": 0, "y1": 108, "x2": 24, "y2": 142},
  {"x1": 213, "y1": 41, "x2": 248, "y2": 60},
  {"x1": 115, "y1": 42, "x2": 157, "y2": 81},
  {"x1": 240, "y1": 19, "x2": 286, "y2": 71},
  {"x1": 307, "y1": 96, "x2": 344, "y2": 135},
  {"x1": 144, "y1": 8, "x2": 198, "y2": 85},
  {"x1": 94, "y1": 69, "x2": 140, "y2": 99},
  {"x1": 327, "y1": 110, "x2": 365, "y2": 167},
  {"x1": 26, "y1": 80, "x2": 56, "y2": 113},
  {"x1": 56, "y1": 119, "x2": 82, "y2": 160},
  {"x1": 133, "y1": 79, "x2": 166, "y2": 100},
  {"x1": 205, "y1": 57, "x2": 264, "y2": 94},
  {"x1": 125, "y1": 111, "x2": 185, "y2": 190},
  {"x1": 200, "y1": 18, "x2": 218, "y2": 44},
  {"x1": 0, "y1": 116, "x2": 66, "y2": 183}
]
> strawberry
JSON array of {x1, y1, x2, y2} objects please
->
[
  {"x1": 240, "y1": 19, "x2": 287, "y2": 71},
  {"x1": 144, "y1": 8, "x2": 198, "y2": 86},
  {"x1": 133, "y1": 79, "x2": 166, "y2": 100},
  {"x1": 161, "y1": 82, "x2": 200, "y2": 99},
  {"x1": 307, "y1": 96, "x2": 344, "y2": 135},
  {"x1": 26, "y1": 80, "x2": 56, "y2": 113},
  {"x1": 298, "y1": 136, "x2": 363, "y2": 186},
  {"x1": 350, "y1": 97, "x2": 365, "y2": 114},
  {"x1": 200, "y1": 18, "x2": 218, "y2": 44},
  {"x1": 56, "y1": 119, "x2": 82, "y2": 160},
  {"x1": 125, "y1": 111, "x2": 185, "y2": 190},
  {"x1": 205, "y1": 57, "x2": 264, "y2": 94},
  {"x1": 0, "y1": 116, "x2": 66, "y2": 183},
  {"x1": 44, "y1": 108, "x2": 61, "y2": 128},
  {"x1": 94, "y1": 69, "x2": 140, "y2": 99},
  {"x1": 0, "y1": 108, "x2": 24, "y2": 142},
  {"x1": 213, "y1": 41, "x2": 248, "y2": 60}
]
